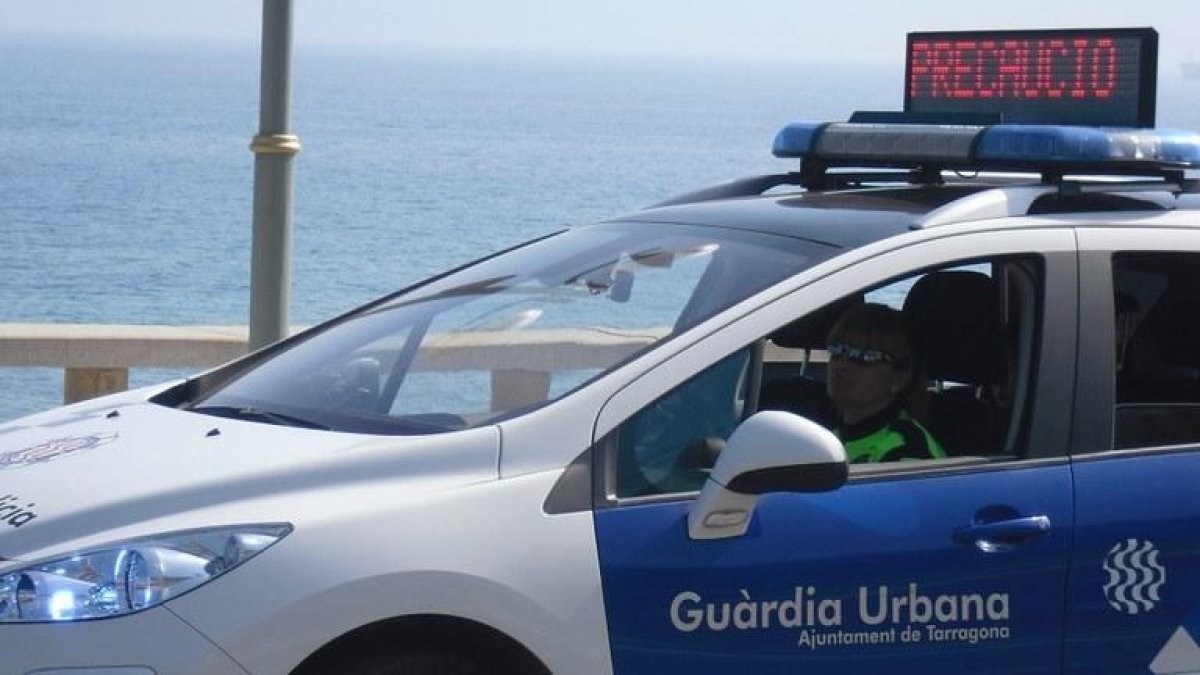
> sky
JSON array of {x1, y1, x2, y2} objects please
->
[{"x1": 1, "y1": 0, "x2": 1198, "y2": 67}]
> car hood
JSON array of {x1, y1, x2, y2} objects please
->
[{"x1": 0, "y1": 395, "x2": 500, "y2": 561}]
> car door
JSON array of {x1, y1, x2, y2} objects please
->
[
  {"x1": 593, "y1": 229, "x2": 1079, "y2": 674},
  {"x1": 1064, "y1": 230, "x2": 1200, "y2": 675}
]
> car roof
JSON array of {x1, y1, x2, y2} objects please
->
[
  {"x1": 609, "y1": 179, "x2": 1195, "y2": 250},
  {"x1": 609, "y1": 185, "x2": 986, "y2": 249}
]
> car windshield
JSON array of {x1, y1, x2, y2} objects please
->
[{"x1": 189, "y1": 221, "x2": 837, "y2": 434}]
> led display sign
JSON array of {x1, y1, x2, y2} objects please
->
[{"x1": 905, "y1": 28, "x2": 1158, "y2": 127}]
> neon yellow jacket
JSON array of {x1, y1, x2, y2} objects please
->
[{"x1": 838, "y1": 406, "x2": 946, "y2": 463}]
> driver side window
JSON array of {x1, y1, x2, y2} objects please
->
[
  {"x1": 609, "y1": 256, "x2": 1043, "y2": 500},
  {"x1": 614, "y1": 348, "x2": 755, "y2": 498}
]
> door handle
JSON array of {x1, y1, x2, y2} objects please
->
[{"x1": 954, "y1": 515, "x2": 1051, "y2": 553}]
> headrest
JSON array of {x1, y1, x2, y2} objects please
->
[{"x1": 902, "y1": 270, "x2": 1002, "y2": 384}]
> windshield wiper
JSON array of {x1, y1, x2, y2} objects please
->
[{"x1": 190, "y1": 405, "x2": 330, "y2": 430}]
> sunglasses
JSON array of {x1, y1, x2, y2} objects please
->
[{"x1": 826, "y1": 341, "x2": 896, "y2": 366}]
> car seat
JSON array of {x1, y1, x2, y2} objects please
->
[{"x1": 901, "y1": 270, "x2": 1007, "y2": 455}]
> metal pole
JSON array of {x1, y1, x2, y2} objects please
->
[{"x1": 248, "y1": 0, "x2": 300, "y2": 350}]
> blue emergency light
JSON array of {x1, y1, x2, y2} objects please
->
[{"x1": 772, "y1": 122, "x2": 1200, "y2": 170}]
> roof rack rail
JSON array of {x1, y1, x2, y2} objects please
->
[
  {"x1": 649, "y1": 173, "x2": 805, "y2": 208},
  {"x1": 1055, "y1": 179, "x2": 1196, "y2": 196},
  {"x1": 915, "y1": 186, "x2": 1057, "y2": 229},
  {"x1": 650, "y1": 168, "x2": 966, "y2": 208},
  {"x1": 648, "y1": 164, "x2": 984, "y2": 206},
  {"x1": 649, "y1": 169, "x2": 1197, "y2": 211},
  {"x1": 915, "y1": 180, "x2": 1187, "y2": 229}
]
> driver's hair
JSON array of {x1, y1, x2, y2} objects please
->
[{"x1": 826, "y1": 302, "x2": 915, "y2": 371}]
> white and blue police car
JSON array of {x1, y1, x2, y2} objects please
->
[{"x1": 3, "y1": 27, "x2": 1200, "y2": 675}]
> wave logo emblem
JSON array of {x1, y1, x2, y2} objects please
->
[{"x1": 1102, "y1": 538, "x2": 1166, "y2": 615}]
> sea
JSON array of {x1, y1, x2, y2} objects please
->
[{"x1": 3, "y1": 38, "x2": 1200, "y2": 423}]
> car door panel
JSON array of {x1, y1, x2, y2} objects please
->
[
  {"x1": 592, "y1": 229, "x2": 1080, "y2": 674},
  {"x1": 1065, "y1": 233, "x2": 1200, "y2": 674},
  {"x1": 596, "y1": 464, "x2": 1072, "y2": 674}
]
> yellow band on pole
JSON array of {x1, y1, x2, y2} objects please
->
[{"x1": 249, "y1": 133, "x2": 302, "y2": 155}]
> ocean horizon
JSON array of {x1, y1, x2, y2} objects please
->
[{"x1": 4, "y1": 37, "x2": 1200, "y2": 422}]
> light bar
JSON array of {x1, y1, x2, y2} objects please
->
[
  {"x1": 772, "y1": 122, "x2": 1200, "y2": 173},
  {"x1": 774, "y1": 123, "x2": 980, "y2": 162},
  {"x1": 976, "y1": 126, "x2": 1200, "y2": 165}
]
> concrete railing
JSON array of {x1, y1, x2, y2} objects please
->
[
  {"x1": 0, "y1": 323, "x2": 810, "y2": 411},
  {"x1": 0, "y1": 324, "x2": 251, "y2": 404},
  {"x1": 0, "y1": 324, "x2": 665, "y2": 410}
]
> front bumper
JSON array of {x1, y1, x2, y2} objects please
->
[{"x1": 1, "y1": 606, "x2": 248, "y2": 675}]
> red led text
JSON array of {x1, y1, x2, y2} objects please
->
[{"x1": 909, "y1": 37, "x2": 1124, "y2": 101}]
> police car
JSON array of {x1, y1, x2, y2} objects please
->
[{"x1": 3, "y1": 27, "x2": 1200, "y2": 675}]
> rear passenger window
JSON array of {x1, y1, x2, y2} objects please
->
[{"x1": 1113, "y1": 253, "x2": 1200, "y2": 449}]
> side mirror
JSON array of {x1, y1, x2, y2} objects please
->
[{"x1": 687, "y1": 410, "x2": 847, "y2": 540}]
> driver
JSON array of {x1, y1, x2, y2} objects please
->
[{"x1": 825, "y1": 303, "x2": 945, "y2": 463}]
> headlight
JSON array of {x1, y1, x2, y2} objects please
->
[{"x1": 0, "y1": 523, "x2": 291, "y2": 623}]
